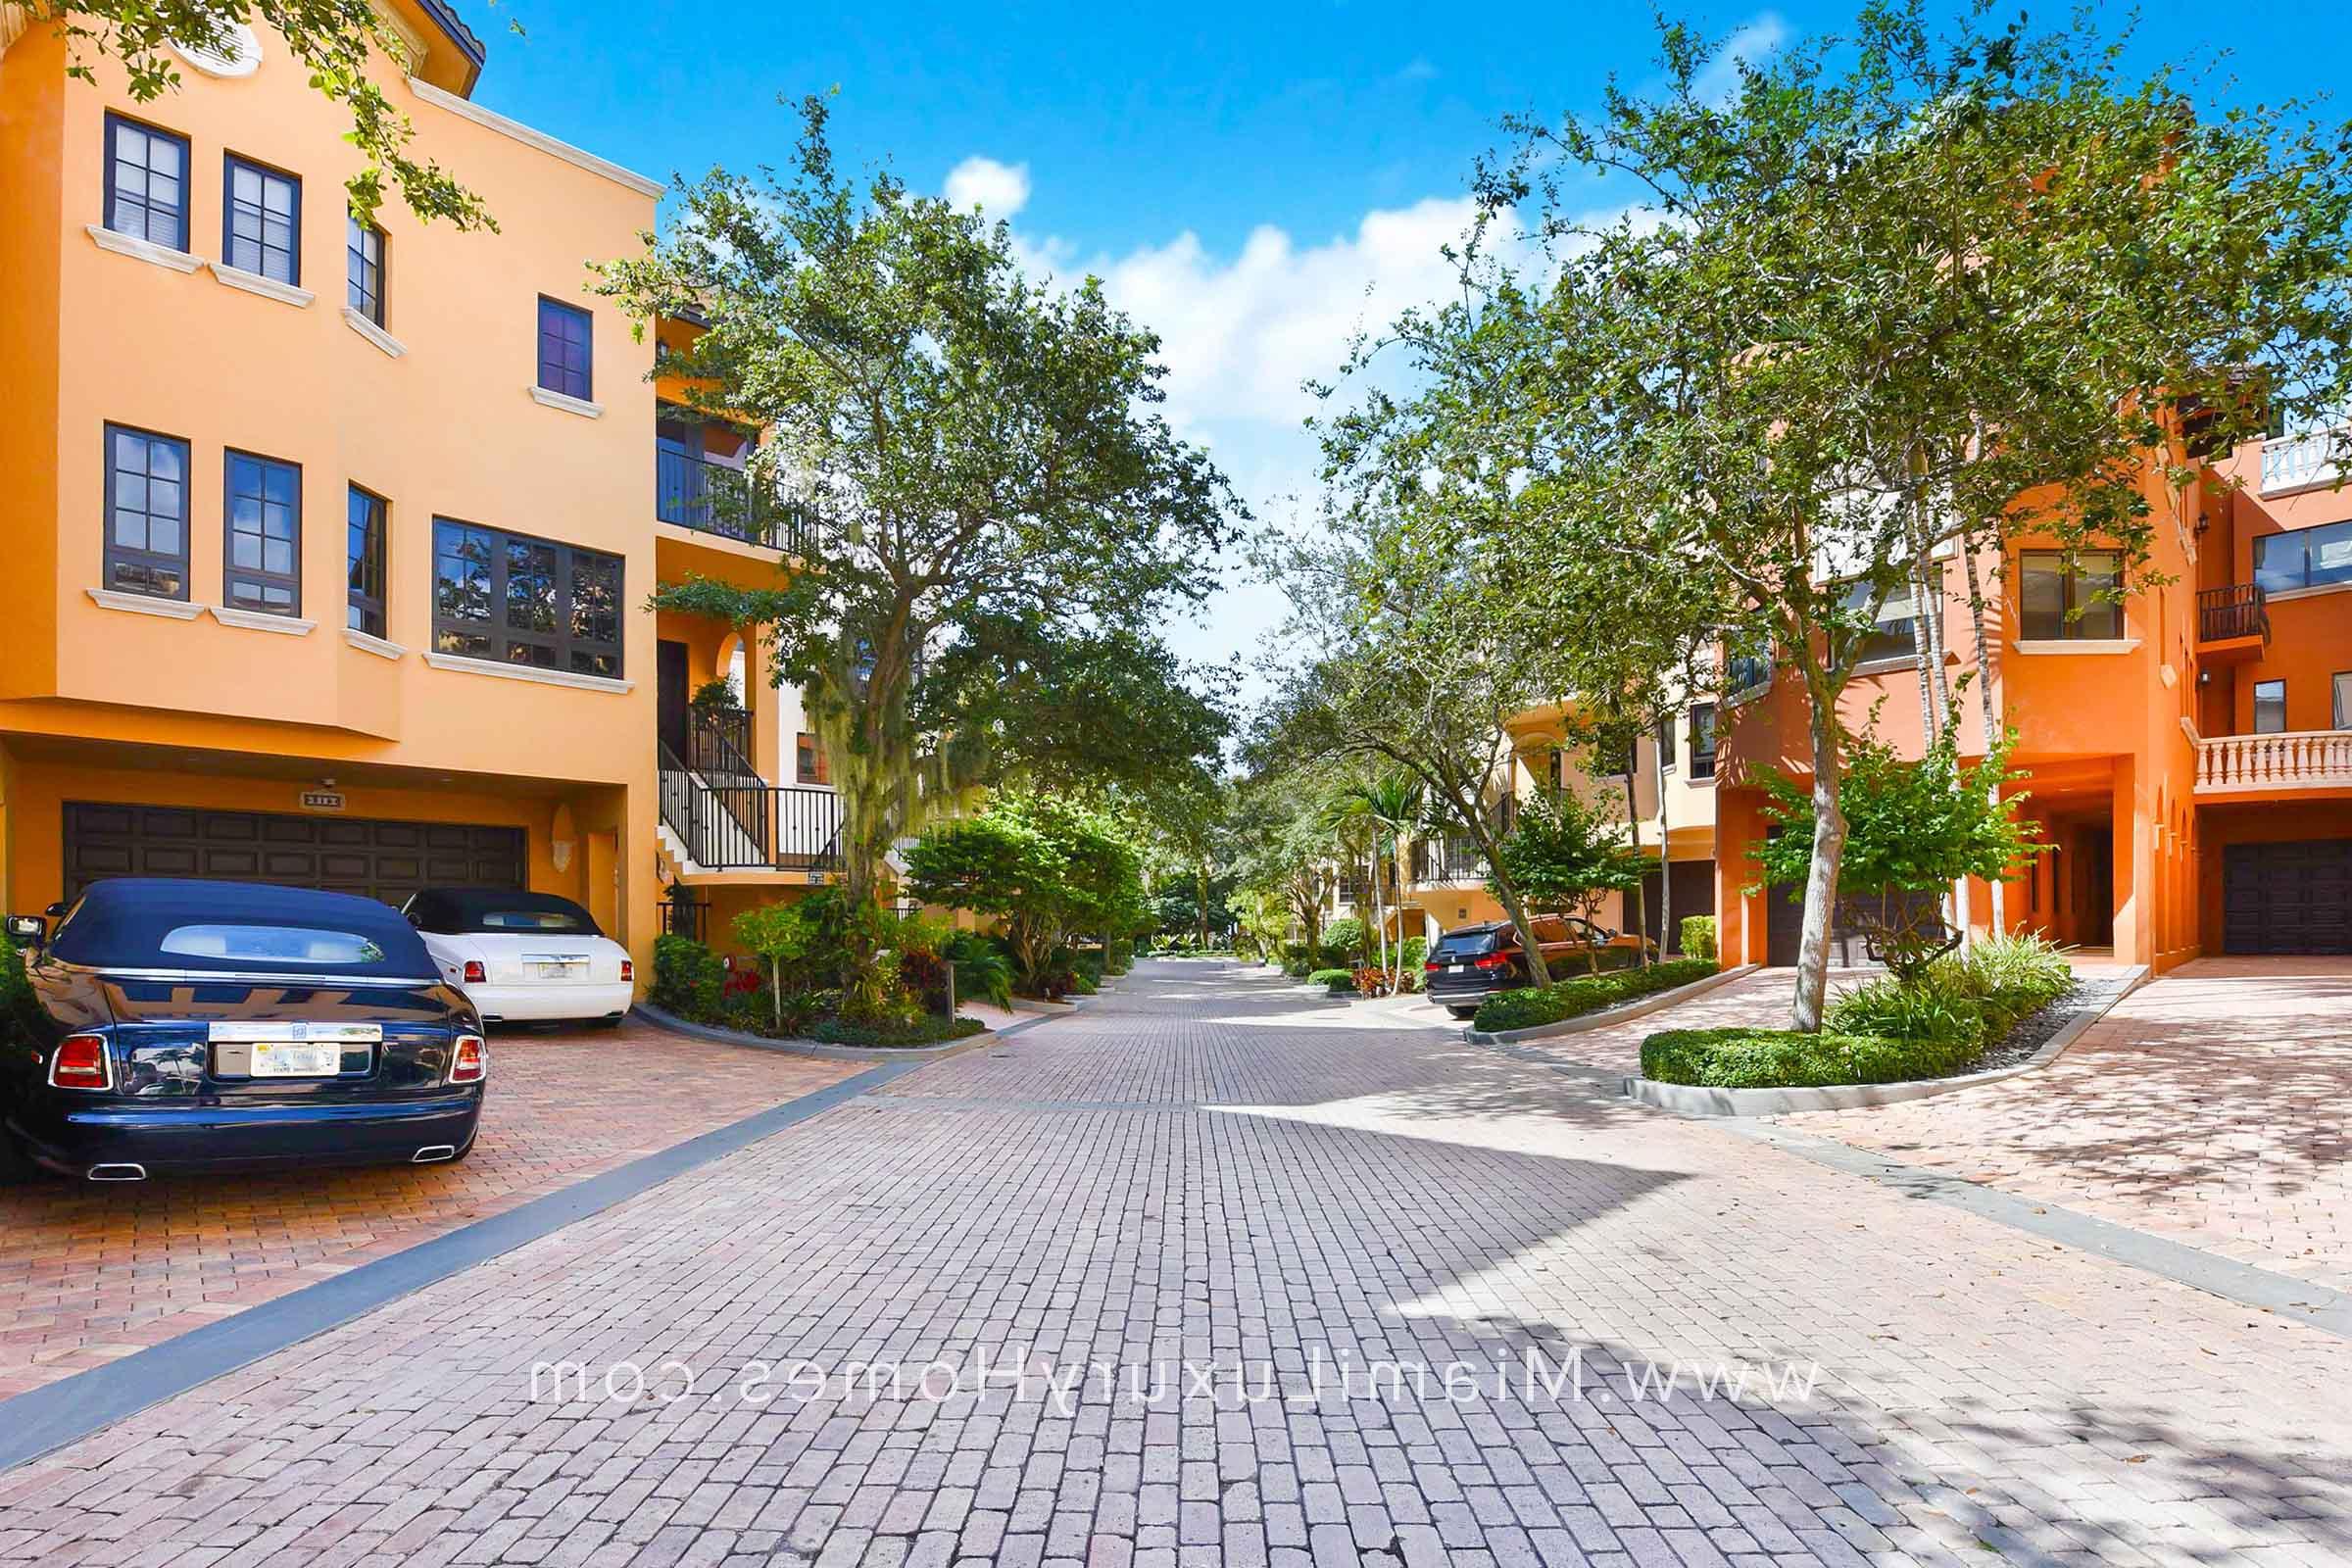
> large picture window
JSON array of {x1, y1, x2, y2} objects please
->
[
  {"x1": 103, "y1": 423, "x2": 190, "y2": 600},
  {"x1": 223, "y1": 451, "x2": 302, "y2": 615},
  {"x1": 104, "y1": 115, "x2": 190, "y2": 251},
  {"x1": 347, "y1": 212, "x2": 385, "y2": 325},
  {"x1": 1842, "y1": 570, "x2": 1939, "y2": 664},
  {"x1": 536, "y1": 298, "x2": 593, "y2": 400},
  {"x1": 347, "y1": 485, "x2": 387, "y2": 636},
  {"x1": 2253, "y1": 519, "x2": 2352, "y2": 594},
  {"x1": 2018, "y1": 550, "x2": 2123, "y2": 641},
  {"x1": 222, "y1": 156, "x2": 301, "y2": 284},
  {"x1": 432, "y1": 519, "x2": 622, "y2": 678}
]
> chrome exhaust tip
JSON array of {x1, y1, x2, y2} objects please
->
[
  {"x1": 412, "y1": 1145, "x2": 458, "y2": 1164},
  {"x1": 87, "y1": 1163, "x2": 147, "y2": 1182}
]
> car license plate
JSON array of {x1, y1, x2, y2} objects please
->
[
  {"x1": 532, "y1": 960, "x2": 582, "y2": 979},
  {"x1": 249, "y1": 1041, "x2": 344, "y2": 1077},
  {"x1": 1449, "y1": 963, "x2": 1468, "y2": 974}
]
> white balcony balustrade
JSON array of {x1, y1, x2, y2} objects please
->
[{"x1": 2195, "y1": 729, "x2": 2352, "y2": 794}]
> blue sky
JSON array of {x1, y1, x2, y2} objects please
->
[{"x1": 465, "y1": 0, "x2": 2346, "y2": 673}]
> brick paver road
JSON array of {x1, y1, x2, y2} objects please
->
[
  {"x1": 3, "y1": 960, "x2": 2349, "y2": 1567},
  {"x1": 0, "y1": 1021, "x2": 858, "y2": 1396},
  {"x1": 1782, "y1": 956, "x2": 2352, "y2": 1297}
]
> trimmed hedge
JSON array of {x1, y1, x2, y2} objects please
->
[
  {"x1": 1471, "y1": 956, "x2": 1719, "y2": 1033},
  {"x1": 652, "y1": 934, "x2": 725, "y2": 1018},
  {"x1": 1641, "y1": 1027, "x2": 1982, "y2": 1089},
  {"x1": 808, "y1": 1013, "x2": 989, "y2": 1049},
  {"x1": 1307, "y1": 967, "x2": 1357, "y2": 991}
]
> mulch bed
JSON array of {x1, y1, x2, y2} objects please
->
[{"x1": 1965, "y1": 970, "x2": 2137, "y2": 1076}]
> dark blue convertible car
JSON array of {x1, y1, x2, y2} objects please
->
[{"x1": 3, "y1": 879, "x2": 486, "y2": 1182}]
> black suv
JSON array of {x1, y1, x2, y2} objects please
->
[{"x1": 1421, "y1": 915, "x2": 1643, "y2": 1019}]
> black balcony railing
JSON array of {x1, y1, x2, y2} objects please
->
[
  {"x1": 659, "y1": 740, "x2": 843, "y2": 873},
  {"x1": 656, "y1": 447, "x2": 823, "y2": 557},
  {"x1": 1410, "y1": 837, "x2": 1487, "y2": 884},
  {"x1": 2197, "y1": 582, "x2": 2270, "y2": 645},
  {"x1": 689, "y1": 707, "x2": 759, "y2": 780}
]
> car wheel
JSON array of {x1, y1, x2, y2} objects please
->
[
  {"x1": 1446, "y1": 1005, "x2": 1480, "y2": 1020},
  {"x1": 589, "y1": 1014, "x2": 625, "y2": 1031}
]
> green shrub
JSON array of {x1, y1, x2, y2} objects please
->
[
  {"x1": 808, "y1": 1013, "x2": 989, "y2": 1049},
  {"x1": 1825, "y1": 974, "x2": 1988, "y2": 1048},
  {"x1": 651, "y1": 934, "x2": 725, "y2": 1019},
  {"x1": 1679, "y1": 915, "x2": 1718, "y2": 961},
  {"x1": 1284, "y1": 958, "x2": 1313, "y2": 979},
  {"x1": 1307, "y1": 967, "x2": 1357, "y2": 991},
  {"x1": 944, "y1": 931, "x2": 1013, "y2": 1007},
  {"x1": 1106, "y1": 939, "x2": 1134, "y2": 974},
  {"x1": 1641, "y1": 1027, "x2": 1983, "y2": 1088},
  {"x1": 1397, "y1": 936, "x2": 1429, "y2": 992},
  {"x1": 1319, "y1": 917, "x2": 1366, "y2": 968},
  {"x1": 1471, "y1": 957, "x2": 1718, "y2": 1033}
]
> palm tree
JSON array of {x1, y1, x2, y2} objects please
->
[{"x1": 1325, "y1": 771, "x2": 1425, "y2": 994}]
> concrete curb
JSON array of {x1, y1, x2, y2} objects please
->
[
  {"x1": 1463, "y1": 964, "x2": 1756, "y2": 1047},
  {"x1": 631, "y1": 1003, "x2": 1053, "y2": 1063},
  {"x1": 1621, "y1": 963, "x2": 2152, "y2": 1117}
]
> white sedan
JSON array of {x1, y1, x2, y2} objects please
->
[{"x1": 401, "y1": 889, "x2": 634, "y2": 1026}]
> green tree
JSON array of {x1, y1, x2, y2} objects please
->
[
  {"x1": 730, "y1": 900, "x2": 821, "y2": 1034},
  {"x1": 905, "y1": 794, "x2": 1145, "y2": 994},
  {"x1": 1341, "y1": 5, "x2": 2352, "y2": 1029},
  {"x1": 1319, "y1": 770, "x2": 1422, "y2": 992},
  {"x1": 1488, "y1": 790, "x2": 1644, "y2": 974},
  {"x1": 598, "y1": 99, "x2": 1235, "y2": 972},
  {"x1": 1751, "y1": 723, "x2": 2048, "y2": 980},
  {"x1": 29, "y1": 1, "x2": 497, "y2": 226}
]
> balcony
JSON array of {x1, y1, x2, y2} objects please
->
[
  {"x1": 2194, "y1": 583, "x2": 2270, "y2": 663},
  {"x1": 2260, "y1": 419, "x2": 2347, "y2": 497},
  {"x1": 2194, "y1": 729, "x2": 2352, "y2": 796},
  {"x1": 1410, "y1": 837, "x2": 1488, "y2": 886},
  {"x1": 659, "y1": 710, "x2": 843, "y2": 874},
  {"x1": 655, "y1": 446, "x2": 823, "y2": 557}
]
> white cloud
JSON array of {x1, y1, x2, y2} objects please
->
[
  {"x1": 944, "y1": 156, "x2": 1032, "y2": 218},
  {"x1": 1692, "y1": 12, "x2": 1787, "y2": 104}
]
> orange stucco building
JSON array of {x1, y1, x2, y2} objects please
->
[
  {"x1": 0, "y1": 10, "x2": 836, "y2": 987},
  {"x1": 1690, "y1": 428, "x2": 2351, "y2": 972}
]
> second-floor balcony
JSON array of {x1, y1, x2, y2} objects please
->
[
  {"x1": 2194, "y1": 729, "x2": 2352, "y2": 797},
  {"x1": 656, "y1": 445, "x2": 823, "y2": 557},
  {"x1": 1410, "y1": 837, "x2": 1488, "y2": 885}
]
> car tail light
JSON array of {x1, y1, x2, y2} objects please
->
[
  {"x1": 619, "y1": 958, "x2": 634, "y2": 983},
  {"x1": 1472, "y1": 953, "x2": 1514, "y2": 971},
  {"x1": 50, "y1": 1033, "x2": 111, "y2": 1090},
  {"x1": 462, "y1": 959, "x2": 486, "y2": 984},
  {"x1": 449, "y1": 1033, "x2": 486, "y2": 1085},
  {"x1": 1424, "y1": 959, "x2": 1442, "y2": 972}
]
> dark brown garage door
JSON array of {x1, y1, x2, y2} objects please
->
[
  {"x1": 64, "y1": 802, "x2": 525, "y2": 907},
  {"x1": 1640, "y1": 859, "x2": 1716, "y2": 954},
  {"x1": 1763, "y1": 881, "x2": 1945, "y2": 967},
  {"x1": 2224, "y1": 839, "x2": 2352, "y2": 955}
]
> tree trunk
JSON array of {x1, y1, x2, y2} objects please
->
[
  {"x1": 1369, "y1": 846, "x2": 1391, "y2": 984},
  {"x1": 1622, "y1": 765, "x2": 1648, "y2": 966},
  {"x1": 1462, "y1": 787, "x2": 1551, "y2": 989},
  {"x1": 1196, "y1": 859, "x2": 1209, "y2": 949},
  {"x1": 1964, "y1": 533, "x2": 2006, "y2": 934},
  {"x1": 1793, "y1": 685, "x2": 1848, "y2": 1034},
  {"x1": 1655, "y1": 721, "x2": 1674, "y2": 958}
]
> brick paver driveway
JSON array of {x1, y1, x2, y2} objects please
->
[
  {"x1": 1782, "y1": 956, "x2": 2352, "y2": 1297},
  {"x1": 0, "y1": 1021, "x2": 857, "y2": 1396},
  {"x1": 3, "y1": 960, "x2": 2350, "y2": 1567}
]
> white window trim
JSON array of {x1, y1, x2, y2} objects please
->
[
  {"x1": 209, "y1": 261, "x2": 315, "y2": 308},
  {"x1": 529, "y1": 385, "x2": 604, "y2": 419},
  {"x1": 2010, "y1": 637, "x2": 2140, "y2": 657},
  {"x1": 2265, "y1": 580, "x2": 2352, "y2": 606},
  {"x1": 210, "y1": 604, "x2": 315, "y2": 635},
  {"x1": 1851, "y1": 654, "x2": 1925, "y2": 678},
  {"x1": 86, "y1": 223, "x2": 203, "y2": 272},
  {"x1": 342, "y1": 306, "x2": 407, "y2": 358},
  {"x1": 423, "y1": 651, "x2": 633, "y2": 694},
  {"x1": 86, "y1": 587, "x2": 201, "y2": 619},
  {"x1": 344, "y1": 628, "x2": 406, "y2": 660}
]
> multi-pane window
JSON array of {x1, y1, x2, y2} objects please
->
[
  {"x1": 347, "y1": 485, "x2": 387, "y2": 637},
  {"x1": 2333, "y1": 671, "x2": 2352, "y2": 732},
  {"x1": 431, "y1": 519, "x2": 623, "y2": 677},
  {"x1": 1843, "y1": 570, "x2": 1939, "y2": 664},
  {"x1": 1689, "y1": 704, "x2": 1719, "y2": 780},
  {"x1": 797, "y1": 732, "x2": 830, "y2": 785},
  {"x1": 1726, "y1": 650, "x2": 1774, "y2": 696},
  {"x1": 103, "y1": 424, "x2": 190, "y2": 600},
  {"x1": 223, "y1": 451, "x2": 302, "y2": 615},
  {"x1": 536, "y1": 298, "x2": 593, "y2": 400},
  {"x1": 347, "y1": 212, "x2": 385, "y2": 324},
  {"x1": 104, "y1": 115, "x2": 190, "y2": 251},
  {"x1": 2254, "y1": 680, "x2": 2287, "y2": 736},
  {"x1": 2252, "y1": 519, "x2": 2352, "y2": 594},
  {"x1": 1658, "y1": 714, "x2": 1678, "y2": 771},
  {"x1": 222, "y1": 155, "x2": 301, "y2": 284},
  {"x1": 2018, "y1": 550, "x2": 2123, "y2": 640}
]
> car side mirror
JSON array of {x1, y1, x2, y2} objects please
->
[
  {"x1": 43, "y1": 902, "x2": 68, "y2": 919},
  {"x1": 5, "y1": 913, "x2": 47, "y2": 948}
]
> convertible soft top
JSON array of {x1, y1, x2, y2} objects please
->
[
  {"x1": 403, "y1": 888, "x2": 603, "y2": 937},
  {"x1": 51, "y1": 878, "x2": 437, "y2": 977}
]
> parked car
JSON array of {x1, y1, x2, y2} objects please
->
[
  {"x1": 1422, "y1": 914, "x2": 1651, "y2": 1019},
  {"x1": 401, "y1": 889, "x2": 633, "y2": 1027},
  {"x1": 2, "y1": 878, "x2": 486, "y2": 1182}
]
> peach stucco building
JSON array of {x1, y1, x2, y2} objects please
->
[{"x1": 0, "y1": 9, "x2": 836, "y2": 986}]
